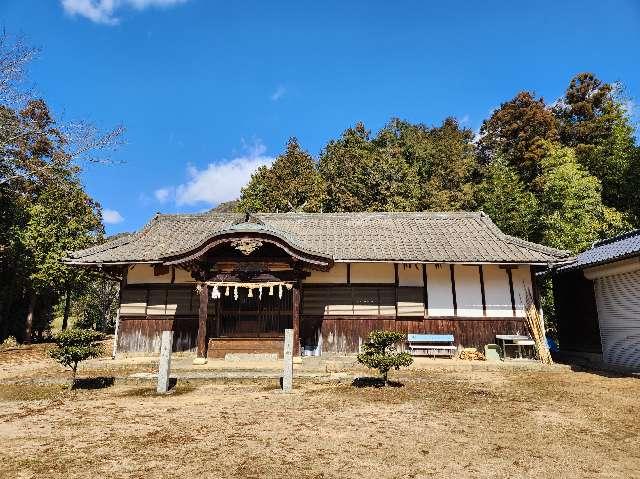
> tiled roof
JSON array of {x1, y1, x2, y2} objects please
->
[
  {"x1": 556, "y1": 229, "x2": 640, "y2": 272},
  {"x1": 65, "y1": 211, "x2": 569, "y2": 265}
]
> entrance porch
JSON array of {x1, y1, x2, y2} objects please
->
[{"x1": 205, "y1": 285, "x2": 294, "y2": 359}]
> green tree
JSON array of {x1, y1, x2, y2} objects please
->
[
  {"x1": 20, "y1": 178, "x2": 103, "y2": 341},
  {"x1": 478, "y1": 91, "x2": 559, "y2": 182},
  {"x1": 554, "y1": 73, "x2": 637, "y2": 212},
  {"x1": 476, "y1": 157, "x2": 539, "y2": 240},
  {"x1": 357, "y1": 330, "x2": 413, "y2": 385},
  {"x1": 377, "y1": 118, "x2": 478, "y2": 211},
  {"x1": 536, "y1": 145, "x2": 630, "y2": 253},
  {"x1": 49, "y1": 328, "x2": 104, "y2": 387},
  {"x1": 73, "y1": 276, "x2": 119, "y2": 333},
  {"x1": 319, "y1": 122, "x2": 420, "y2": 212},
  {"x1": 0, "y1": 35, "x2": 122, "y2": 342},
  {"x1": 238, "y1": 137, "x2": 325, "y2": 213}
]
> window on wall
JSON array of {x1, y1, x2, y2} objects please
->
[
  {"x1": 119, "y1": 286, "x2": 196, "y2": 317},
  {"x1": 303, "y1": 285, "x2": 408, "y2": 317}
]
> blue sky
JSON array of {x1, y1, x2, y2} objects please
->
[{"x1": 1, "y1": 0, "x2": 639, "y2": 234}]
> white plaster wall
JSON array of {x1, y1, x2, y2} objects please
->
[
  {"x1": 350, "y1": 263, "x2": 395, "y2": 284},
  {"x1": 454, "y1": 265, "x2": 484, "y2": 317},
  {"x1": 483, "y1": 265, "x2": 513, "y2": 317},
  {"x1": 426, "y1": 264, "x2": 454, "y2": 316},
  {"x1": 127, "y1": 264, "x2": 170, "y2": 284},
  {"x1": 174, "y1": 268, "x2": 195, "y2": 283},
  {"x1": 303, "y1": 263, "x2": 348, "y2": 284},
  {"x1": 512, "y1": 265, "x2": 533, "y2": 317},
  {"x1": 398, "y1": 264, "x2": 423, "y2": 286}
]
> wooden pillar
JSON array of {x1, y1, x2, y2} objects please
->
[
  {"x1": 292, "y1": 281, "x2": 301, "y2": 356},
  {"x1": 506, "y1": 267, "x2": 516, "y2": 317},
  {"x1": 195, "y1": 283, "x2": 208, "y2": 363}
]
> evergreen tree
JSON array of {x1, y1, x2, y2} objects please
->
[
  {"x1": 554, "y1": 73, "x2": 637, "y2": 213},
  {"x1": 319, "y1": 122, "x2": 420, "y2": 212},
  {"x1": 20, "y1": 178, "x2": 103, "y2": 341},
  {"x1": 377, "y1": 118, "x2": 477, "y2": 211},
  {"x1": 238, "y1": 137, "x2": 325, "y2": 213},
  {"x1": 536, "y1": 145, "x2": 630, "y2": 253},
  {"x1": 478, "y1": 91, "x2": 559, "y2": 182},
  {"x1": 476, "y1": 158, "x2": 539, "y2": 240}
]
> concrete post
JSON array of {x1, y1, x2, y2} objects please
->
[
  {"x1": 282, "y1": 328, "x2": 293, "y2": 392},
  {"x1": 157, "y1": 330, "x2": 173, "y2": 394}
]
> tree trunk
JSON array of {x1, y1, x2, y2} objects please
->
[
  {"x1": 71, "y1": 362, "x2": 78, "y2": 389},
  {"x1": 24, "y1": 292, "x2": 36, "y2": 344},
  {"x1": 62, "y1": 286, "x2": 71, "y2": 331}
]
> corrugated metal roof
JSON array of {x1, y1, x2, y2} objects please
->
[
  {"x1": 65, "y1": 211, "x2": 569, "y2": 265},
  {"x1": 557, "y1": 229, "x2": 640, "y2": 272}
]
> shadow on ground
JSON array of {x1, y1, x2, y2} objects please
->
[
  {"x1": 73, "y1": 377, "x2": 115, "y2": 390},
  {"x1": 351, "y1": 377, "x2": 404, "y2": 388}
]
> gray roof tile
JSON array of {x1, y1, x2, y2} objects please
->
[
  {"x1": 557, "y1": 229, "x2": 640, "y2": 272},
  {"x1": 66, "y1": 211, "x2": 569, "y2": 265}
]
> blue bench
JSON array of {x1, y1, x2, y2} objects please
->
[{"x1": 407, "y1": 334, "x2": 456, "y2": 358}]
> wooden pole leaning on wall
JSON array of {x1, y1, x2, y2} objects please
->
[
  {"x1": 157, "y1": 330, "x2": 174, "y2": 394},
  {"x1": 282, "y1": 328, "x2": 293, "y2": 392}
]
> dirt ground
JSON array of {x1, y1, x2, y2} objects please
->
[{"x1": 0, "y1": 345, "x2": 639, "y2": 478}]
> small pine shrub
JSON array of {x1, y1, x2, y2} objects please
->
[
  {"x1": 357, "y1": 330, "x2": 413, "y2": 385},
  {"x1": 49, "y1": 329, "x2": 105, "y2": 388}
]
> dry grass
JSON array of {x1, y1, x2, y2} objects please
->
[{"x1": 0, "y1": 346, "x2": 638, "y2": 478}]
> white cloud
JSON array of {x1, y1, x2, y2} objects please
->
[
  {"x1": 154, "y1": 187, "x2": 174, "y2": 203},
  {"x1": 103, "y1": 208, "x2": 124, "y2": 224},
  {"x1": 459, "y1": 114, "x2": 470, "y2": 124},
  {"x1": 270, "y1": 85, "x2": 286, "y2": 102},
  {"x1": 155, "y1": 141, "x2": 274, "y2": 208},
  {"x1": 61, "y1": 0, "x2": 188, "y2": 25}
]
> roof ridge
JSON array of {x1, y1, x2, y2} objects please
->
[
  {"x1": 255, "y1": 211, "x2": 484, "y2": 217},
  {"x1": 156, "y1": 212, "x2": 241, "y2": 220}
]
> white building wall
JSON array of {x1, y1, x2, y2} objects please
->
[
  {"x1": 350, "y1": 262, "x2": 395, "y2": 283},
  {"x1": 426, "y1": 264, "x2": 454, "y2": 316},
  {"x1": 512, "y1": 265, "x2": 533, "y2": 318},
  {"x1": 127, "y1": 264, "x2": 194, "y2": 284},
  {"x1": 454, "y1": 265, "x2": 484, "y2": 317},
  {"x1": 398, "y1": 264, "x2": 423, "y2": 286},
  {"x1": 483, "y1": 265, "x2": 513, "y2": 317},
  {"x1": 304, "y1": 263, "x2": 348, "y2": 283}
]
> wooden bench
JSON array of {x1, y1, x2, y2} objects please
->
[{"x1": 407, "y1": 334, "x2": 456, "y2": 358}]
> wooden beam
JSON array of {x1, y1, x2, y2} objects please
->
[
  {"x1": 506, "y1": 267, "x2": 516, "y2": 317},
  {"x1": 196, "y1": 283, "x2": 209, "y2": 359},
  {"x1": 422, "y1": 264, "x2": 429, "y2": 318},
  {"x1": 394, "y1": 263, "x2": 399, "y2": 319},
  {"x1": 292, "y1": 281, "x2": 301, "y2": 356},
  {"x1": 450, "y1": 264, "x2": 457, "y2": 316},
  {"x1": 479, "y1": 265, "x2": 487, "y2": 317}
]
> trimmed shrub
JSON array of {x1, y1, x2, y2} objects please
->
[
  {"x1": 49, "y1": 328, "x2": 104, "y2": 387},
  {"x1": 357, "y1": 330, "x2": 413, "y2": 385}
]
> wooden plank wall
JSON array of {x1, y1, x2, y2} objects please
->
[
  {"x1": 304, "y1": 315, "x2": 526, "y2": 354},
  {"x1": 117, "y1": 316, "x2": 198, "y2": 353}
]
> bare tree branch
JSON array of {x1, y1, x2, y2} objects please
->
[{"x1": 0, "y1": 30, "x2": 39, "y2": 105}]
